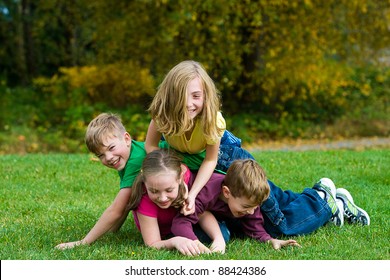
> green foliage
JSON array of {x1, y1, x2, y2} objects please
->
[
  {"x1": 0, "y1": 0, "x2": 389, "y2": 152},
  {"x1": 57, "y1": 62, "x2": 155, "y2": 108},
  {"x1": 30, "y1": 61, "x2": 154, "y2": 146},
  {"x1": 1, "y1": 150, "x2": 389, "y2": 259},
  {"x1": 0, "y1": 80, "x2": 154, "y2": 153},
  {"x1": 0, "y1": 63, "x2": 388, "y2": 154},
  {"x1": 226, "y1": 65, "x2": 390, "y2": 141},
  {"x1": 2, "y1": 0, "x2": 389, "y2": 99}
]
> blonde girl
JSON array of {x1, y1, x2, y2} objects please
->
[{"x1": 146, "y1": 60, "x2": 227, "y2": 214}]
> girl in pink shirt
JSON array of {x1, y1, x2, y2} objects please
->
[{"x1": 127, "y1": 149, "x2": 223, "y2": 255}]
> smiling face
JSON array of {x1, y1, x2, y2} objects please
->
[
  {"x1": 96, "y1": 132, "x2": 131, "y2": 171},
  {"x1": 144, "y1": 171, "x2": 182, "y2": 209},
  {"x1": 186, "y1": 77, "x2": 204, "y2": 120},
  {"x1": 221, "y1": 186, "x2": 259, "y2": 218}
]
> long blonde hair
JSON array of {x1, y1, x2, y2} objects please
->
[
  {"x1": 148, "y1": 60, "x2": 223, "y2": 140},
  {"x1": 224, "y1": 159, "x2": 270, "y2": 205},
  {"x1": 127, "y1": 149, "x2": 188, "y2": 210}
]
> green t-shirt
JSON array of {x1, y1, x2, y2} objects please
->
[
  {"x1": 118, "y1": 140, "x2": 225, "y2": 189},
  {"x1": 160, "y1": 142, "x2": 225, "y2": 174},
  {"x1": 118, "y1": 140, "x2": 146, "y2": 189}
]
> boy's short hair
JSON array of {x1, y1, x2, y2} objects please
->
[
  {"x1": 85, "y1": 113, "x2": 127, "y2": 155},
  {"x1": 224, "y1": 159, "x2": 270, "y2": 205}
]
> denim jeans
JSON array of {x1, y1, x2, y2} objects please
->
[
  {"x1": 260, "y1": 180, "x2": 332, "y2": 237},
  {"x1": 193, "y1": 221, "x2": 230, "y2": 244},
  {"x1": 221, "y1": 130, "x2": 242, "y2": 147},
  {"x1": 219, "y1": 131, "x2": 331, "y2": 237},
  {"x1": 217, "y1": 144, "x2": 255, "y2": 171}
]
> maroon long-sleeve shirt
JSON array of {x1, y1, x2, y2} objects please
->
[{"x1": 171, "y1": 172, "x2": 272, "y2": 243}]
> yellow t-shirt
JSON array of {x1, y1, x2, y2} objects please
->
[{"x1": 163, "y1": 112, "x2": 226, "y2": 154}]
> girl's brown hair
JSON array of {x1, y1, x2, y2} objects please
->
[
  {"x1": 224, "y1": 159, "x2": 270, "y2": 205},
  {"x1": 127, "y1": 149, "x2": 188, "y2": 210}
]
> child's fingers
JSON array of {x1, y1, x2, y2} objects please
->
[
  {"x1": 197, "y1": 242, "x2": 211, "y2": 254},
  {"x1": 180, "y1": 205, "x2": 195, "y2": 216},
  {"x1": 287, "y1": 239, "x2": 301, "y2": 247},
  {"x1": 175, "y1": 238, "x2": 207, "y2": 256},
  {"x1": 55, "y1": 241, "x2": 78, "y2": 250},
  {"x1": 180, "y1": 241, "x2": 210, "y2": 256}
]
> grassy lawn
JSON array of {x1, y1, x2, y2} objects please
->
[{"x1": 1, "y1": 149, "x2": 389, "y2": 260}]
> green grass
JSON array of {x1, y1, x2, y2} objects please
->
[{"x1": 1, "y1": 149, "x2": 389, "y2": 260}]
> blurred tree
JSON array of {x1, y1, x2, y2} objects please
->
[
  {"x1": 0, "y1": 0, "x2": 95, "y2": 85},
  {"x1": 0, "y1": 0, "x2": 389, "y2": 122}
]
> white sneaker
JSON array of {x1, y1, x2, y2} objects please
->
[
  {"x1": 313, "y1": 178, "x2": 344, "y2": 227},
  {"x1": 336, "y1": 188, "x2": 370, "y2": 226}
]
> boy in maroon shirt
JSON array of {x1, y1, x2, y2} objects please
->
[{"x1": 171, "y1": 159, "x2": 300, "y2": 252}]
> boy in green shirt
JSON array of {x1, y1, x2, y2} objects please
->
[{"x1": 55, "y1": 112, "x2": 205, "y2": 249}]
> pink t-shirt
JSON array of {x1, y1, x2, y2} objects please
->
[{"x1": 132, "y1": 165, "x2": 191, "y2": 238}]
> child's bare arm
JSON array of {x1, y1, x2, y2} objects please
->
[
  {"x1": 183, "y1": 143, "x2": 219, "y2": 215},
  {"x1": 145, "y1": 120, "x2": 162, "y2": 153},
  {"x1": 55, "y1": 188, "x2": 132, "y2": 249},
  {"x1": 198, "y1": 211, "x2": 226, "y2": 254}
]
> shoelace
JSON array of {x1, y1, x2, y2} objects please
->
[{"x1": 344, "y1": 208, "x2": 367, "y2": 225}]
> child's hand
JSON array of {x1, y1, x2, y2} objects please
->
[
  {"x1": 210, "y1": 237, "x2": 226, "y2": 254},
  {"x1": 172, "y1": 237, "x2": 211, "y2": 256},
  {"x1": 55, "y1": 240, "x2": 87, "y2": 250},
  {"x1": 269, "y1": 238, "x2": 301, "y2": 250},
  {"x1": 195, "y1": 240, "x2": 212, "y2": 254},
  {"x1": 181, "y1": 195, "x2": 196, "y2": 216}
]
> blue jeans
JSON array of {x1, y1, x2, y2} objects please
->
[
  {"x1": 221, "y1": 130, "x2": 242, "y2": 147},
  {"x1": 260, "y1": 180, "x2": 332, "y2": 237},
  {"x1": 217, "y1": 130, "x2": 255, "y2": 171},
  {"x1": 193, "y1": 221, "x2": 230, "y2": 244},
  {"x1": 218, "y1": 131, "x2": 331, "y2": 237},
  {"x1": 217, "y1": 145, "x2": 255, "y2": 171}
]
